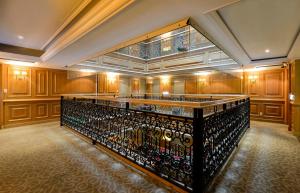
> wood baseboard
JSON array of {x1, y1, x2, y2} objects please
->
[{"x1": 1, "y1": 118, "x2": 59, "y2": 129}]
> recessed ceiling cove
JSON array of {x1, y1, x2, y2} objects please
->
[
  {"x1": 218, "y1": 0, "x2": 300, "y2": 61},
  {"x1": 71, "y1": 25, "x2": 241, "y2": 75}
]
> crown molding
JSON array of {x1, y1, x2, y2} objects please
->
[
  {"x1": 41, "y1": 0, "x2": 135, "y2": 62},
  {"x1": 41, "y1": 0, "x2": 92, "y2": 50},
  {"x1": 288, "y1": 29, "x2": 300, "y2": 60}
]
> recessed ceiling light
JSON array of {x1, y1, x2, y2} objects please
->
[
  {"x1": 17, "y1": 35, "x2": 24, "y2": 40},
  {"x1": 265, "y1": 49, "x2": 270, "y2": 53}
]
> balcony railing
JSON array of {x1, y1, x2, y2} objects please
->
[{"x1": 60, "y1": 95, "x2": 250, "y2": 192}]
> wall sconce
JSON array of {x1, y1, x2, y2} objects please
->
[
  {"x1": 248, "y1": 75, "x2": 258, "y2": 84},
  {"x1": 198, "y1": 78, "x2": 206, "y2": 85},
  {"x1": 14, "y1": 70, "x2": 27, "y2": 80},
  {"x1": 160, "y1": 75, "x2": 170, "y2": 84},
  {"x1": 289, "y1": 93, "x2": 295, "y2": 101},
  {"x1": 106, "y1": 72, "x2": 118, "y2": 83}
]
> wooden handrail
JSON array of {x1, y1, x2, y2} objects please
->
[{"x1": 62, "y1": 94, "x2": 249, "y2": 109}]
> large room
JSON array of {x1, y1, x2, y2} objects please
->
[{"x1": 0, "y1": 0, "x2": 299, "y2": 193}]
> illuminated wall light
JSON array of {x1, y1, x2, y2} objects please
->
[
  {"x1": 14, "y1": 69, "x2": 27, "y2": 80},
  {"x1": 80, "y1": 69, "x2": 96, "y2": 73},
  {"x1": 160, "y1": 75, "x2": 170, "y2": 84},
  {"x1": 265, "y1": 49, "x2": 270, "y2": 53},
  {"x1": 162, "y1": 46, "x2": 171, "y2": 51},
  {"x1": 162, "y1": 91, "x2": 169, "y2": 95},
  {"x1": 107, "y1": 72, "x2": 119, "y2": 83},
  {"x1": 14, "y1": 70, "x2": 20, "y2": 75},
  {"x1": 194, "y1": 71, "x2": 211, "y2": 76},
  {"x1": 161, "y1": 32, "x2": 172, "y2": 39},
  {"x1": 4, "y1": 60, "x2": 36, "y2": 67},
  {"x1": 248, "y1": 75, "x2": 258, "y2": 84},
  {"x1": 289, "y1": 93, "x2": 295, "y2": 101}
]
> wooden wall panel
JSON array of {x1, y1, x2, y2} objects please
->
[
  {"x1": 51, "y1": 71, "x2": 67, "y2": 96},
  {"x1": 247, "y1": 75, "x2": 260, "y2": 96},
  {"x1": 185, "y1": 78, "x2": 197, "y2": 94},
  {"x1": 146, "y1": 83, "x2": 153, "y2": 93},
  {"x1": 98, "y1": 73, "x2": 120, "y2": 94},
  {"x1": 50, "y1": 102, "x2": 60, "y2": 118},
  {"x1": 7, "y1": 66, "x2": 31, "y2": 98},
  {"x1": 34, "y1": 103, "x2": 49, "y2": 119},
  {"x1": 245, "y1": 68, "x2": 287, "y2": 123},
  {"x1": 107, "y1": 76, "x2": 119, "y2": 93},
  {"x1": 263, "y1": 71, "x2": 284, "y2": 98},
  {"x1": 264, "y1": 103, "x2": 283, "y2": 119},
  {"x1": 250, "y1": 100, "x2": 285, "y2": 122},
  {"x1": 34, "y1": 70, "x2": 48, "y2": 97},
  {"x1": 65, "y1": 76, "x2": 96, "y2": 94},
  {"x1": 131, "y1": 79, "x2": 140, "y2": 93},
  {"x1": 5, "y1": 103, "x2": 32, "y2": 124},
  {"x1": 1, "y1": 64, "x2": 68, "y2": 128},
  {"x1": 250, "y1": 103, "x2": 260, "y2": 118}
]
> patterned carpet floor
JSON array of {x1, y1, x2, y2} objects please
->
[
  {"x1": 0, "y1": 121, "x2": 299, "y2": 193},
  {"x1": 0, "y1": 122, "x2": 177, "y2": 193},
  {"x1": 208, "y1": 121, "x2": 300, "y2": 193}
]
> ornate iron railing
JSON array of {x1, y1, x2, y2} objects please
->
[{"x1": 61, "y1": 96, "x2": 250, "y2": 192}]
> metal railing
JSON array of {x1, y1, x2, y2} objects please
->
[{"x1": 60, "y1": 96, "x2": 250, "y2": 192}]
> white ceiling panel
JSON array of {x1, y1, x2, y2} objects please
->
[
  {"x1": 218, "y1": 0, "x2": 300, "y2": 60},
  {"x1": 0, "y1": 0, "x2": 85, "y2": 49}
]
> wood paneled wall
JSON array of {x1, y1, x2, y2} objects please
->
[
  {"x1": 160, "y1": 77, "x2": 172, "y2": 93},
  {"x1": 244, "y1": 68, "x2": 288, "y2": 123},
  {"x1": 0, "y1": 64, "x2": 97, "y2": 128},
  {"x1": 98, "y1": 73, "x2": 120, "y2": 94},
  {"x1": 0, "y1": 64, "x2": 67, "y2": 128},
  {"x1": 289, "y1": 60, "x2": 300, "y2": 136},
  {"x1": 131, "y1": 78, "x2": 140, "y2": 93},
  {"x1": 184, "y1": 72, "x2": 242, "y2": 94},
  {"x1": 0, "y1": 63, "x2": 290, "y2": 127}
]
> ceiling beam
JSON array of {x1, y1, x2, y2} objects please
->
[
  {"x1": 0, "y1": 43, "x2": 44, "y2": 57},
  {"x1": 41, "y1": 0, "x2": 92, "y2": 50},
  {"x1": 41, "y1": 0, "x2": 136, "y2": 62}
]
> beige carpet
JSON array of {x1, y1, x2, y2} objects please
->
[
  {"x1": 1, "y1": 121, "x2": 299, "y2": 193},
  {"x1": 208, "y1": 121, "x2": 300, "y2": 193},
  {"x1": 0, "y1": 122, "x2": 178, "y2": 193}
]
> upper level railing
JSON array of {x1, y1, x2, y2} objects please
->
[
  {"x1": 115, "y1": 26, "x2": 213, "y2": 60},
  {"x1": 60, "y1": 95, "x2": 250, "y2": 192}
]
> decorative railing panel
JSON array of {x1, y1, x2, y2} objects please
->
[
  {"x1": 61, "y1": 96, "x2": 250, "y2": 192},
  {"x1": 61, "y1": 99, "x2": 194, "y2": 189}
]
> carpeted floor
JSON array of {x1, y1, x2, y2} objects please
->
[
  {"x1": 0, "y1": 121, "x2": 299, "y2": 193},
  {"x1": 0, "y1": 122, "x2": 177, "y2": 193},
  {"x1": 208, "y1": 121, "x2": 300, "y2": 193}
]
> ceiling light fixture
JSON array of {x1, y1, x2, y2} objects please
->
[
  {"x1": 161, "y1": 32, "x2": 172, "y2": 39},
  {"x1": 265, "y1": 49, "x2": 270, "y2": 53},
  {"x1": 17, "y1": 35, "x2": 24, "y2": 40}
]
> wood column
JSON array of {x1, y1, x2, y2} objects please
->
[{"x1": 290, "y1": 59, "x2": 300, "y2": 136}]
